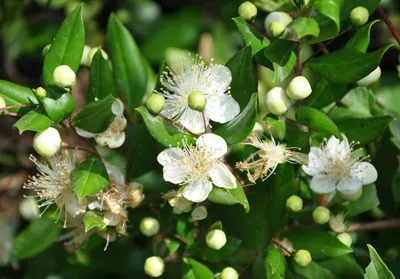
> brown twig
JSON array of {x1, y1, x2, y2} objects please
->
[
  {"x1": 252, "y1": 23, "x2": 271, "y2": 40},
  {"x1": 347, "y1": 219, "x2": 400, "y2": 232},
  {"x1": 377, "y1": 8, "x2": 400, "y2": 45},
  {"x1": 0, "y1": 104, "x2": 37, "y2": 112},
  {"x1": 62, "y1": 144, "x2": 98, "y2": 155},
  {"x1": 4, "y1": 112, "x2": 22, "y2": 117}
]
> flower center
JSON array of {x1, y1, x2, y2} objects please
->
[
  {"x1": 180, "y1": 146, "x2": 215, "y2": 183},
  {"x1": 327, "y1": 156, "x2": 357, "y2": 182},
  {"x1": 188, "y1": 91, "x2": 207, "y2": 112}
]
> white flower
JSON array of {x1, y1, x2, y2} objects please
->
[
  {"x1": 302, "y1": 135, "x2": 378, "y2": 195},
  {"x1": 157, "y1": 134, "x2": 236, "y2": 202},
  {"x1": 158, "y1": 56, "x2": 240, "y2": 134}
]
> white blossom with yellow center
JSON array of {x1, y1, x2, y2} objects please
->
[
  {"x1": 157, "y1": 134, "x2": 236, "y2": 202},
  {"x1": 303, "y1": 135, "x2": 378, "y2": 195},
  {"x1": 158, "y1": 56, "x2": 240, "y2": 134}
]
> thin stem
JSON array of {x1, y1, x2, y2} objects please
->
[
  {"x1": 295, "y1": 39, "x2": 303, "y2": 76},
  {"x1": 252, "y1": 23, "x2": 271, "y2": 40},
  {"x1": 377, "y1": 8, "x2": 400, "y2": 45},
  {"x1": 62, "y1": 144, "x2": 97, "y2": 155},
  {"x1": 347, "y1": 219, "x2": 400, "y2": 232},
  {"x1": 4, "y1": 112, "x2": 22, "y2": 117},
  {"x1": 158, "y1": 113, "x2": 198, "y2": 137},
  {"x1": 0, "y1": 103, "x2": 37, "y2": 112}
]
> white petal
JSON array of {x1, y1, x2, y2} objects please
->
[
  {"x1": 107, "y1": 132, "x2": 125, "y2": 148},
  {"x1": 75, "y1": 127, "x2": 95, "y2": 138},
  {"x1": 182, "y1": 179, "x2": 213, "y2": 203},
  {"x1": 112, "y1": 99, "x2": 124, "y2": 116},
  {"x1": 302, "y1": 147, "x2": 327, "y2": 176},
  {"x1": 106, "y1": 164, "x2": 125, "y2": 185},
  {"x1": 157, "y1": 148, "x2": 184, "y2": 166},
  {"x1": 203, "y1": 65, "x2": 232, "y2": 94},
  {"x1": 163, "y1": 165, "x2": 187, "y2": 184},
  {"x1": 310, "y1": 174, "x2": 336, "y2": 194},
  {"x1": 161, "y1": 99, "x2": 180, "y2": 119},
  {"x1": 209, "y1": 162, "x2": 237, "y2": 189},
  {"x1": 326, "y1": 135, "x2": 341, "y2": 158},
  {"x1": 337, "y1": 177, "x2": 362, "y2": 195},
  {"x1": 204, "y1": 94, "x2": 240, "y2": 123},
  {"x1": 351, "y1": 162, "x2": 378, "y2": 185},
  {"x1": 338, "y1": 134, "x2": 351, "y2": 157},
  {"x1": 196, "y1": 133, "x2": 227, "y2": 158},
  {"x1": 179, "y1": 109, "x2": 206, "y2": 134}
]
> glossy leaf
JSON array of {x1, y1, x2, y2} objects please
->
[
  {"x1": 43, "y1": 5, "x2": 84, "y2": 85},
  {"x1": 233, "y1": 17, "x2": 270, "y2": 56},
  {"x1": 0, "y1": 80, "x2": 38, "y2": 113},
  {"x1": 320, "y1": 255, "x2": 364, "y2": 279},
  {"x1": 376, "y1": 84, "x2": 400, "y2": 115},
  {"x1": 365, "y1": 245, "x2": 395, "y2": 279},
  {"x1": 305, "y1": 76, "x2": 348, "y2": 109},
  {"x1": 296, "y1": 107, "x2": 341, "y2": 137},
  {"x1": 182, "y1": 258, "x2": 214, "y2": 279},
  {"x1": 83, "y1": 212, "x2": 105, "y2": 232},
  {"x1": 208, "y1": 182, "x2": 250, "y2": 213},
  {"x1": 293, "y1": 261, "x2": 339, "y2": 279},
  {"x1": 71, "y1": 156, "x2": 109, "y2": 201},
  {"x1": 265, "y1": 245, "x2": 286, "y2": 278},
  {"x1": 13, "y1": 110, "x2": 52, "y2": 134},
  {"x1": 263, "y1": 40, "x2": 297, "y2": 83},
  {"x1": 330, "y1": 87, "x2": 374, "y2": 119},
  {"x1": 41, "y1": 90, "x2": 75, "y2": 123},
  {"x1": 337, "y1": 184, "x2": 379, "y2": 217},
  {"x1": 346, "y1": 20, "x2": 379, "y2": 53},
  {"x1": 287, "y1": 17, "x2": 320, "y2": 39}
]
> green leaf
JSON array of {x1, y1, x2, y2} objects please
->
[
  {"x1": 285, "y1": 231, "x2": 353, "y2": 260},
  {"x1": 341, "y1": 0, "x2": 381, "y2": 23},
  {"x1": 365, "y1": 245, "x2": 395, "y2": 279},
  {"x1": 107, "y1": 14, "x2": 155, "y2": 110},
  {"x1": 41, "y1": 87, "x2": 75, "y2": 123},
  {"x1": 233, "y1": 17, "x2": 270, "y2": 56},
  {"x1": 71, "y1": 156, "x2": 109, "y2": 201},
  {"x1": 164, "y1": 238, "x2": 181, "y2": 256},
  {"x1": 305, "y1": 76, "x2": 348, "y2": 109},
  {"x1": 136, "y1": 106, "x2": 196, "y2": 147},
  {"x1": 265, "y1": 115, "x2": 286, "y2": 141},
  {"x1": 296, "y1": 107, "x2": 341, "y2": 137},
  {"x1": 346, "y1": 20, "x2": 379, "y2": 53},
  {"x1": 320, "y1": 255, "x2": 364, "y2": 279},
  {"x1": 337, "y1": 184, "x2": 379, "y2": 217},
  {"x1": 212, "y1": 23, "x2": 237, "y2": 64},
  {"x1": 181, "y1": 258, "x2": 214, "y2": 279},
  {"x1": 293, "y1": 261, "x2": 339, "y2": 279},
  {"x1": 330, "y1": 87, "x2": 374, "y2": 119},
  {"x1": 72, "y1": 94, "x2": 116, "y2": 133},
  {"x1": 335, "y1": 116, "x2": 394, "y2": 145},
  {"x1": 214, "y1": 93, "x2": 258, "y2": 145},
  {"x1": 263, "y1": 40, "x2": 297, "y2": 83},
  {"x1": 287, "y1": 17, "x2": 320, "y2": 39},
  {"x1": 307, "y1": 46, "x2": 392, "y2": 83},
  {"x1": 83, "y1": 212, "x2": 105, "y2": 232},
  {"x1": 13, "y1": 110, "x2": 52, "y2": 134},
  {"x1": 376, "y1": 84, "x2": 400, "y2": 114},
  {"x1": 265, "y1": 245, "x2": 286, "y2": 278},
  {"x1": 226, "y1": 46, "x2": 258, "y2": 109},
  {"x1": 208, "y1": 182, "x2": 250, "y2": 213},
  {"x1": 11, "y1": 218, "x2": 60, "y2": 261},
  {"x1": 176, "y1": 218, "x2": 197, "y2": 245},
  {"x1": 0, "y1": 80, "x2": 38, "y2": 113},
  {"x1": 87, "y1": 49, "x2": 117, "y2": 103},
  {"x1": 43, "y1": 5, "x2": 84, "y2": 85},
  {"x1": 208, "y1": 221, "x2": 223, "y2": 231}
]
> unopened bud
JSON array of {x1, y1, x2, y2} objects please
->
[
  {"x1": 146, "y1": 94, "x2": 165, "y2": 115},
  {"x1": 140, "y1": 217, "x2": 160, "y2": 237},
  {"x1": 53, "y1": 65, "x2": 76, "y2": 88},
  {"x1": 265, "y1": 87, "x2": 292, "y2": 115},
  {"x1": 350, "y1": 6, "x2": 369, "y2": 26},
  {"x1": 265, "y1": 12, "x2": 292, "y2": 35},
  {"x1": 42, "y1": 44, "x2": 51, "y2": 57},
  {"x1": 188, "y1": 91, "x2": 207, "y2": 112},
  {"x1": 0, "y1": 96, "x2": 6, "y2": 114},
  {"x1": 268, "y1": 21, "x2": 286, "y2": 38},
  {"x1": 81, "y1": 45, "x2": 92, "y2": 67},
  {"x1": 312, "y1": 206, "x2": 330, "y2": 224},
  {"x1": 206, "y1": 229, "x2": 227, "y2": 250},
  {"x1": 88, "y1": 47, "x2": 109, "y2": 66},
  {"x1": 340, "y1": 189, "x2": 363, "y2": 201},
  {"x1": 220, "y1": 267, "x2": 239, "y2": 279},
  {"x1": 357, "y1": 66, "x2": 381, "y2": 87},
  {"x1": 144, "y1": 256, "x2": 165, "y2": 278},
  {"x1": 295, "y1": 249, "x2": 312, "y2": 267},
  {"x1": 19, "y1": 198, "x2": 40, "y2": 220},
  {"x1": 337, "y1": 232, "x2": 352, "y2": 247},
  {"x1": 286, "y1": 76, "x2": 312, "y2": 100},
  {"x1": 191, "y1": 206, "x2": 208, "y2": 221},
  {"x1": 238, "y1": 1, "x2": 257, "y2": 21},
  {"x1": 286, "y1": 195, "x2": 303, "y2": 212},
  {"x1": 35, "y1": 87, "x2": 47, "y2": 98},
  {"x1": 33, "y1": 127, "x2": 61, "y2": 157}
]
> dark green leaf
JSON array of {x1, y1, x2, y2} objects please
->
[
  {"x1": 263, "y1": 40, "x2": 297, "y2": 83},
  {"x1": 71, "y1": 156, "x2": 109, "y2": 201},
  {"x1": 83, "y1": 212, "x2": 105, "y2": 232},
  {"x1": 293, "y1": 261, "x2": 339, "y2": 279},
  {"x1": 214, "y1": 93, "x2": 258, "y2": 145},
  {"x1": 376, "y1": 84, "x2": 400, "y2": 114},
  {"x1": 208, "y1": 221, "x2": 223, "y2": 231},
  {"x1": 365, "y1": 244, "x2": 395, "y2": 279},
  {"x1": 287, "y1": 17, "x2": 320, "y2": 39},
  {"x1": 265, "y1": 245, "x2": 286, "y2": 278},
  {"x1": 181, "y1": 258, "x2": 214, "y2": 279},
  {"x1": 233, "y1": 17, "x2": 270, "y2": 56},
  {"x1": 41, "y1": 90, "x2": 75, "y2": 123},
  {"x1": 304, "y1": 76, "x2": 348, "y2": 109},
  {"x1": 208, "y1": 182, "x2": 250, "y2": 213},
  {"x1": 43, "y1": 5, "x2": 84, "y2": 85},
  {"x1": 346, "y1": 20, "x2": 379, "y2": 53},
  {"x1": 336, "y1": 184, "x2": 379, "y2": 217},
  {"x1": 176, "y1": 218, "x2": 196, "y2": 245},
  {"x1": 0, "y1": 80, "x2": 38, "y2": 113},
  {"x1": 13, "y1": 110, "x2": 52, "y2": 134},
  {"x1": 319, "y1": 255, "x2": 363, "y2": 279},
  {"x1": 164, "y1": 238, "x2": 181, "y2": 256},
  {"x1": 296, "y1": 107, "x2": 341, "y2": 137}
]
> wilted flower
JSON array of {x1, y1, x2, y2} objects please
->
[
  {"x1": 158, "y1": 134, "x2": 236, "y2": 202},
  {"x1": 163, "y1": 191, "x2": 193, "y2": 214}
]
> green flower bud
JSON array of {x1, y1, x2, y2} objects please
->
[
  {"x1": 33, "y1": 127, "x2": 62, "y2": 157},
  {"x1": 0, "y1": 96, "x2": 6, "y2": 110},
  {"x1": 53, "y1": 65, "x2": 76, "y2": 88},
  {"x1": 140, "y1": 217, "x2": 160, "y2": 237},
  {"x1": 144, "y1": 256, "x2": 165, "y2": 278},
  {"x1": 19, "y1": 198, "x2": 40, "y2": 221},
  {"x1": 286, "y1": 195, "x2": 303, "y2": 212},
  {"x1": 88, "y1": 47, "x2": 108, "y2": 66},
  {"x1": 35, "y1": 87, "x2": 47, "y2": 98},
  {"x1": 146, "y1": 94, "x2": 165, "y2": 115},
  {"x1": 312, "y1": 206, "x2": 330, "y2": 224},
  {"x1": 42, "y1": 44, "x2": 51, "y2": 57},
  {"x1": 286, "y1": 76, "x2": 312, "y2": 100},
  {"x1": 337, "y1": 232, "x2": 352, "y2": 247},
  {"x1": 265, "y1": 87, "x2": 292, "y2": 115},
  {"x1": 80, "y1": 45, "x2": 92, "y2": 67},
  {"x1": 357, "y1": 66, "x2": 381, "y2": 87},
  {"x1": 268, "y1": 21, "x2": 286, "y2": 38},
  {"x1": 206, "y1": 229, "x2": 227, "y2": 250},
  {"x1": 265, "y1": 12, "x2": 293, "y2": 36},
  {"x1": 238, "y1": 1, "x2": 258, "y2": 21},
  {"x1": 220, "y1": 267, "x2": 239, "y2": 279},
  {"x1": 295, "y1": 249, "x2": 312, "y2": 267},
  {"x1": 191, "y1": 206, "x2": 208, "y2": 221},
  {"x1": 350, "y1": 6, "x2": 369, "y2": 26},
  {"x1": 340, "y1": 189, "x2": 363, "y2": 201},
  {"x1": 188, "y1": 91, "x2": 207, "y2": 112}
]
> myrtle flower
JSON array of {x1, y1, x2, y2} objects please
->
[
  {"x1": 158, "y1": 56, "x2": 240, "y2": 134},
  {"x1": 236, "y1": 134, "x2": 298, "y2": 183},
  {"x1": 302, "y1": 135, "x2": 378, "y2": 195},
  {"x1": 157, "y1": 134, "x2": 236, "y2": 203},
  {"x1": 76, "y1": 99, "x2": 127, "y2": 149}
]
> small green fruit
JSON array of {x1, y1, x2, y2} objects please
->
[
  {"x1": 144, "y1": 256, "x2": 165, "y2": 277},
  {"x1": 286, "y1": 195, "x2": 303, "y2": 212},
  {"x1": 350, "y1": 6, "x2": 369, "y2": 26},
  {"x1": 312, "y1": 206, "x2": 330, "y2": 224},
  {"x1": 295, "y1": 249, "x2": 312, "y2": 267},
  {"x1": 238, "y1": 1, "x2": 258, "y2": 21},
  {"x1": 268, "y1": 21, "x2": 286, "y2": 38},
  {"x1": 188, "y1": 91, "x2": 207, "y2": 112},
  {"x1": 220, "y1": 267, "x2": 239, "y2": 279},
  {"x1": 140, "y1": 217, "x2": 160, "y2": 237},
  {"x1": 146, "y1": 94, "x2": 166, "y2": 115}
]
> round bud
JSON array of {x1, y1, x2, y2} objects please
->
[
  {"x1": 53, "y1": 65, "x2": 76, "y2": 88},
  {"x1": 286, "y1": 76, "x2": 312, "y2": 100},
  {"x1": 81, "y1": 45, "x2": 92, "y2": 67},
  {"x1": 357, "y1": 66, "x2": 381, "y2": 87},
  {"x1": 0, "y1": 96, "x2": 6, "y2": 112},
  {"x1": 42, "y1": 44, "x2": 51, "y2": 57},
  {"x1": 220, "y1": 267, "x2": 239, "y2": 279},
  {"x1": 268, "y1": 21, "x2": 286, "y2": 38},
  {"x1": 337, "y1": 232, "x2": 352, "y2": 247},
  {"x1": 312, "y1": 206, "x2": 330, "y2": 224},
  {"x1": 206, "y1": 229, "x2": 227, "y2": 250},
  {"x1": 146, "y1": 94, "x2": 165, "y2": 115},
  {"x1": 265, "y1": 12, "x2": 293, "y2": 35},
  {"x1": 188, "y1": 91, "x2": 207, "y2": 112},
  {"x1": 265, "y1": 87, "x2": 292, "y2": 115},
  {"x1": 140, "y1": 217, "x2": 160, "y2": 237},
  {"x1": 144, "y1": 256, "x2": 165, "y2": 278},
  {"x1": 35, "y1": 87, "x2": 47, "y2": 98},
  {"x1": 19, "y1": 198, "x2": 39, "y2": 220},
  {"x1": 33, "y1": 127, "x2": 61, "y2": 157},
  {"x1": 191, "y1": 206, "x2": 208, "y2": 221},
  {"x1": 286, "y1": 195, "x2": 303, "y2": 212},
  {"x1": 350, "y1": 6, "x2": 369, "y2": 26},
  {"x1": 340, "y1": 189, "x2": 363, "y2": 201},
  {"x1": 88, "y1": 47, "x2": 109, "y2": 66},
  {"x1": 238, "y1": 1, "x2": 258, "y2": 21},
  {"x1": 294, "y1": 249, "x2": 312, "y2": 267}
]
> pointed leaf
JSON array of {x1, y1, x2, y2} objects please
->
[
  {"x1": 296, "y1": 107, "x2": 341, "y2": 137},
  {"x1": 182, "y1": 258, "x2": 214, "y2": 279},
  {"x1": 83, "y1": 212, "x2": 105, "y2": 232},
  {"x1": 288, "y1": 17, "x2": 320, "y2": 39},
  {"x1": 346, "y1": 20, "x2": 379, "y2": 53},
  {"x1": 208, "y1": 182, "x2": 250, "y2": 213},
  {"x1": 263, "y1": 40, "x2": 297, "y2": 83},
  {"x1": 0, "y1": 80, "x2": 38, "y2": 113},
  {"x1": 365, "y1": 245, "x2": 395, "y2": 279},
  {"x1": 13, "y1": 110, "x2": 52, "y2": 134},
  {"x1": 233, "y1": 17, "x2": 270, "y2": 56}
]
